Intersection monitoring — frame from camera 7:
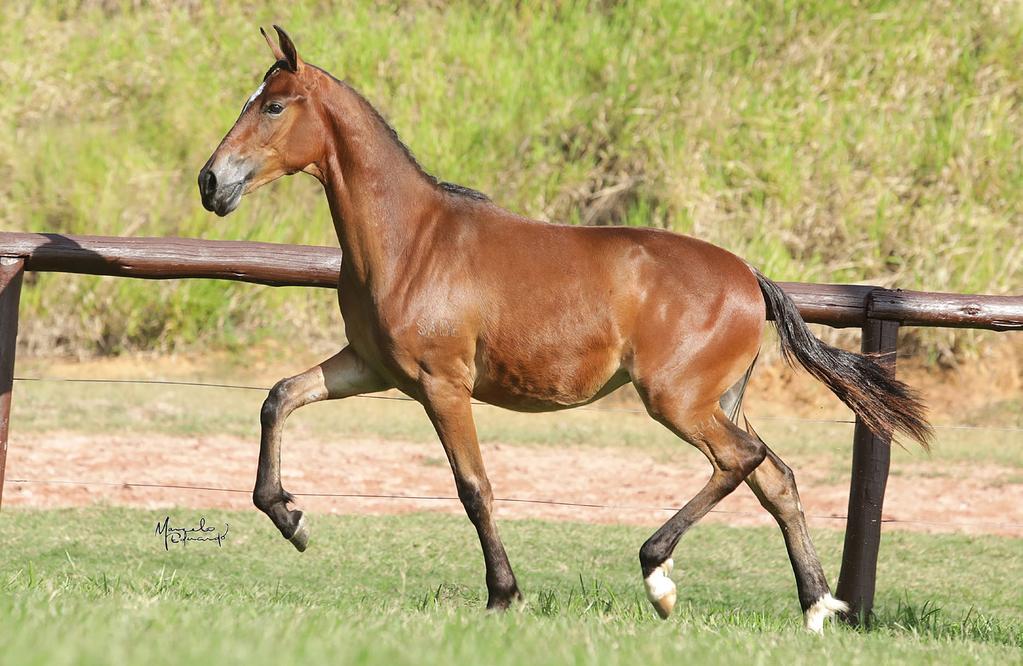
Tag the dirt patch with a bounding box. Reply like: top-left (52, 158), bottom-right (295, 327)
top-left (21, 336), bottom-right (1023, 429)
top-left (4, 431), bottom-right (1020, 537)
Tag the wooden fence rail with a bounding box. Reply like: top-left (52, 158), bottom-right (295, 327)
top-left (1, 231), bottom-right (1021, 626)
top-left (2, 232), bottom-right (1020, 331)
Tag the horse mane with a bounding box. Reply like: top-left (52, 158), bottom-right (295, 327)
top-left (263, 61), bottom-right (287, 81)
top-left (308, 64), bottom-right (490, 202)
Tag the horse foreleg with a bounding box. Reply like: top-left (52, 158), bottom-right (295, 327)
top-left (254, 345), bottom-right (390, 551)
top-left (420, 379), bottom-right (521, 610)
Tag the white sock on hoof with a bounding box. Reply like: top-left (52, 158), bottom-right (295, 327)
top-left (804, 593), bottom-right (849, 634)
top-left (644, 558), bottom-right (677, 619)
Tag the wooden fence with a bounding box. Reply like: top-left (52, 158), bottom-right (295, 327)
top-left (1, 231), bottom-right (1021, 625)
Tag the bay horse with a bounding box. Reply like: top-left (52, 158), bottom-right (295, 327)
top-left (198, 26), bottom-right (930, 633)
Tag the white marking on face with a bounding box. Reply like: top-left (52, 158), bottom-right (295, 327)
top-left (243, 80), bottom-right (267, 113)
top-left (804, 592), bottom-right (849, 634)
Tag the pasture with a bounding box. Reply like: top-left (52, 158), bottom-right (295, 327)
top-left (2, 1), bottom-right (1022, 663)
top-left (1, 509), bottom-right (1020, 665)
top-left (2, 358), bottom-right (1022, 664)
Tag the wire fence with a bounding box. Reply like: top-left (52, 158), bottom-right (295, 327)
top-left (7, 477), bottom-right (1023, 532)
top-left (6, 375), bottom-right (1023, 534)
top-left (12, 375), bottom-right (1023, 433)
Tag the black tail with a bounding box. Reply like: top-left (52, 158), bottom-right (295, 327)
top-left (753, 269), bottom-right (932, 448)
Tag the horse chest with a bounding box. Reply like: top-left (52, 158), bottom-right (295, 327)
top-left (337, 280), bottom-right (465, 386)
top-left (336, 280), bottom-right (398, 371)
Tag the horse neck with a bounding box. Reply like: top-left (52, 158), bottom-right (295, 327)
top-left (315, 78), bottom-right (440, 289)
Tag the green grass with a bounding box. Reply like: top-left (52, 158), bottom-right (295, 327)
top-left (0, 508), bottom-right (1019, 665)
top-left (3, 1), bottom-right (1022, 355)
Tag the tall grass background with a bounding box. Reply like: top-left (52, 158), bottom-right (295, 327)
top-left (2, 1), bottom-right (1021, 357)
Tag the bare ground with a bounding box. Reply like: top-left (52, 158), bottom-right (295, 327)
top-left (5, 430), bottom-right (1021, 537)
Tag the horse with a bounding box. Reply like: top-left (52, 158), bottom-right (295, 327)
top-left (198, 26), bottom-right (931, 633)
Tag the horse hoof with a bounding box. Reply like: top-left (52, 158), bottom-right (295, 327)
top-left (644, 558), bottom-right (677, 619)
top-left (804, 593), bottom-right (849, 635)
top-left (486, 588), bottom-right (524, 612)
top-left (288, 514), bottom-right (310, 552)
top-left (651, 587), bottom-right (677, 620)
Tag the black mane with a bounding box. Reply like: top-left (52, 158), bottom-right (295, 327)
top-left (309, 65), bottom-right (490, 202)
top-left (437, 181), bottom-right (489, 200)
top-left (263, 60), bottom-right (287, 81)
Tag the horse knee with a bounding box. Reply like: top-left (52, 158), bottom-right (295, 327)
top-left (456, 477), bottom-right (493, 520)
top-left (260, 379), bottom-right (293, 428)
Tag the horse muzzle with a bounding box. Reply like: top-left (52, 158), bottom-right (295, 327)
top-left (198, 162), bottom-right (251, 217)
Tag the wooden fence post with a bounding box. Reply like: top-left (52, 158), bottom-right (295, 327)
top-left (835, 315), bottom-right (900, 626)
top-left (0, 257), bottom-right (25, 511)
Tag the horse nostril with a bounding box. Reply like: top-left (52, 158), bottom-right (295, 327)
top-left (199, 168), bottom-right (217, 198)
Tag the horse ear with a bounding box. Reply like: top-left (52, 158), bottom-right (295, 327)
top-left (260, 26), bottom-right (285, 62)
top-left (273, 24), bottom-right (303, 73)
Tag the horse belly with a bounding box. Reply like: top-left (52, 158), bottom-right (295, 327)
top-left (473, 338), bottom-right (627, 412)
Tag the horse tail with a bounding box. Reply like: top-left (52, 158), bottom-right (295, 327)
top-left (752, 268), bottom-right (932, 448)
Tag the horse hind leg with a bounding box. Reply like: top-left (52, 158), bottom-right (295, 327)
top-left (721, 365), bottom-right (847, 632)
top-left (742, 421), bottom-right (848, 633)
top-left (637, 402), bottom-right (766, 619)
top-left (254, 346), bottom-right (389, 551)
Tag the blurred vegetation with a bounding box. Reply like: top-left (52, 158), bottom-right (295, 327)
top-left (2, 0), bottom-right (1021, 357)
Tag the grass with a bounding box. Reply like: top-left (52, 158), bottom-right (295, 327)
top-left (2, 1), bottom-right (1022, 356)
top-left (0, 507), bottom-right (1019, 665)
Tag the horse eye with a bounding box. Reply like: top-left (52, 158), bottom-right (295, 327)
top-left (264, 102), bottom-right (285, 115)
